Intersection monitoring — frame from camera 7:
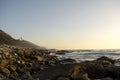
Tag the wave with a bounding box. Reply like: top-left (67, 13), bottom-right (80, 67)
top-left (57, 49), bottom-right (120, 62)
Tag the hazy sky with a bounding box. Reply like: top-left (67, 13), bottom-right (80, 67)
top-left (1, 0), bottom-right (120, 49)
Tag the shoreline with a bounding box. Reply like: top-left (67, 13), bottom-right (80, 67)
top-left (0, 45), bottom-right (120, 80)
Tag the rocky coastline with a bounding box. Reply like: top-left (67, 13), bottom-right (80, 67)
top-left (0, 44), bottom-right (120, 80)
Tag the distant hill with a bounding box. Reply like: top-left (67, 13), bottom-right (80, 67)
top-left (0, 29), bottom-right (45, 49)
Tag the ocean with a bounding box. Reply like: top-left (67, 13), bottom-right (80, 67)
top-left (57, 49), bottom-right (120, 63)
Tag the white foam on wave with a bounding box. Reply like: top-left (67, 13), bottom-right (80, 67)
top-left (57, 49), bottom-right (120, 62)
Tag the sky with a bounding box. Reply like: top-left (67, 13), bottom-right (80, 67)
top-left (0, 0), bottom-right (120, 49)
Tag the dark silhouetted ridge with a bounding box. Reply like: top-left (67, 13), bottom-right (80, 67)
top-left (0, 29), bottom-right (14, 44)
top-left (0, 29), bottom-right (45, 49)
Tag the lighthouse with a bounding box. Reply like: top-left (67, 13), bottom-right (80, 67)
top-left (20, 37), bottom-right (23, 41)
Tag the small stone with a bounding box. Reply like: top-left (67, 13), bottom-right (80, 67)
top-left (35, 56), bottom-right (45, 62)
top-left (0, 60), bottom-right (9, 67)
top-left (8, 65), bottom-right (16, 72)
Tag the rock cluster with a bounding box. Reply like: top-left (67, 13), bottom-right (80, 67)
top-left (33, 55), bottom-right (120, 80)
top-left (0, 44), bottom-right (58, 80)
top-left (0, 44), bottom-right (120, 80)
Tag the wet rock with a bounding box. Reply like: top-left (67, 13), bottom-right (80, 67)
top-left (114, 62), bottom-right (120, 66)
top-left (97, 60), bottom-right (112, 67)
top-left (114, 59), bottom-right (120, 66)
top-left (0, 66), bottom-right (10, 77)
top-left (56, 50), bottom-right (69, 55)
top-left (96, 56), bottom-right (115, 64)
top-left (56, 52), bottom-right (65, 55)
top-left (60, 58), bottom-right (76, 64)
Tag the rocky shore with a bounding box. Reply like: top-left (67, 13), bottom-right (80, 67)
top-left (0, 44), bottom-right (120, 80)
top-left (0, 44), bottom-right (59, 80)
top-left (33, 56), bottom-right (120, 80)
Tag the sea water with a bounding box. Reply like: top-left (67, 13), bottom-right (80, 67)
top-left (57, 49), bottom-right (120, 63)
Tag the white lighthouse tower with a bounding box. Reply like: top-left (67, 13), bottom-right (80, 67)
top-left (20, 37), bottom-right (23, 41)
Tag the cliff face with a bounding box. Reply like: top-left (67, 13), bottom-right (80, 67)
top-left (0, 29), bottom-right (44, 49)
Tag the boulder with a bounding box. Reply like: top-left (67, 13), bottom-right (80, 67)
top-left (97, 60), bottom-right (112, 67)
top-left (56, 50), bottom-right (69, 55)
top-left (0, 60), bottom-right (9, 67)
top-left (80, 61), bottom-right (107, 79)
top-left (70, 65), bottom-right (88, 80)
top-left (106, 66), bottom-right (120, 79)
top-left (60, 58), bottom-right (76, 64)
top-left (96, 56), bottom-right (115, 64)
top-left (0, 66), bottom-right (10, 77)
top-left (33, 63), bottom-right (88, 80)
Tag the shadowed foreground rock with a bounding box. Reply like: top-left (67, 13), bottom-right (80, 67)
top-left (32, 63), bottom-right (107, 80)
top-left (106, 66), bottom-right (120, 80)
top-left (33, 57), bottom-right (120, 80)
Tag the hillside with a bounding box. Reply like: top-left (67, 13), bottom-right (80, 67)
top-left (0, 29), bottom-right (45, 49)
